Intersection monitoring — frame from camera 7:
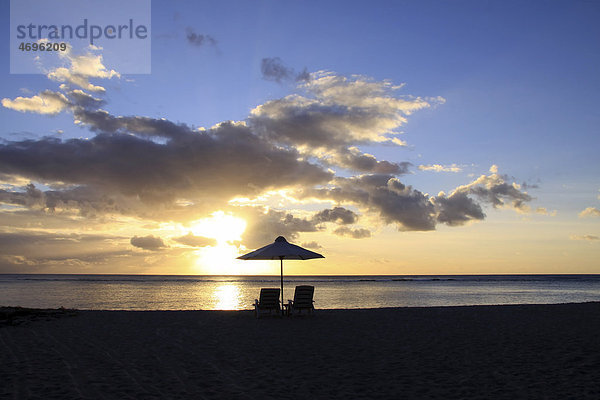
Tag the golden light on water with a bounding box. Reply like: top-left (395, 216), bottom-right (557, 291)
top-left (212, 284), bottom-right (242, 310)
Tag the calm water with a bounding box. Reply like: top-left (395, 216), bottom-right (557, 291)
top-left (1, 274), bottom-right (599, 310)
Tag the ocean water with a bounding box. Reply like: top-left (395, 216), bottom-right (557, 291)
top-left (0, 274), bottom-right (599, 311)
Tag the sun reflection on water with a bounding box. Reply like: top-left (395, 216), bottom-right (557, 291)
top-left (212, 284), bottom-right (242, 310)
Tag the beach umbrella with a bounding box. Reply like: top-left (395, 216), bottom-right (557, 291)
top-left (237, 236), bottom-right (324, 313)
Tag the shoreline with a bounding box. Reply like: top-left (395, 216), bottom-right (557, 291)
top-left (2, 302), bottom-right (599, 399)
top-left (2, 300), bottom-right (599, 313)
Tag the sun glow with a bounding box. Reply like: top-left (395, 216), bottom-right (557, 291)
top-left (195, 242), bottom-right (248, 275)
top-left (190, 211), bottom-right (248, 274)
top-left (190, 211), bottom-right (246, 242)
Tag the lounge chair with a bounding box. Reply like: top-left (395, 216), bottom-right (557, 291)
top-left (253, 288), bottom-right (281, 318)
top-left (286, 285), bottom-right (315, 316)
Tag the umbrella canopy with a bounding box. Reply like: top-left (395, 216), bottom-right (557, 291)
top-left (237, 236), bottom-right (324, 312)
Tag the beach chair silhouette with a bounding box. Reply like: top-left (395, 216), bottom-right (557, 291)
top-left (253, 288), bottom-right (281, 318)
top-left (287, 285), bottom-right (315, 316)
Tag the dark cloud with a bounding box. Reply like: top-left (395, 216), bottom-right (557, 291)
top-left (451, 172), bottom-right (534, 211)
top-left (300, 169), bottom-right (533, 232)
top-left (469, 182), bottom-right (532, 209)
top-left (72, 108), bottom-right (192, 139)
top-left (1, 63), bottom-right (537, 262)
top-left (249, 72), bottom-right (431, 174)
top-left (250, 72), bottom-right (434, 150)
top-left (520, 182), bottom-right (539, 190)
top-left (185, 28), bottom-right (217, 47)
top-left (333, 226), bottom-right (371, 239)
top-left (0, 120), bottom-right (333, 205)
top-left (295, 68), bottom-right (311, 83)
top-left (301, 175), bottom-right (436, 231)
top-left (250, 97), bottom-right (385, 149)
top-left (328, 147), bottom-right (412, 174)
top-left (435, 192), bottom-right (486, 226)
top-left (130, 235), bottom-right (166, 251)
top-left (67, 90), bottom-right (105, 109)
top-left (261, 57), bottom-right (310, 83)
top-left (173, 233), bottom-right (216, 247)
top-left (313, 207), bottom-right (358, 225)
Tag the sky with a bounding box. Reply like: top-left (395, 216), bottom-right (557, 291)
top-left (0, 0), bottom-right (599, 275)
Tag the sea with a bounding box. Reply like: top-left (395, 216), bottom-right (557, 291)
top-left (1, 274), bottom-right (599, 311)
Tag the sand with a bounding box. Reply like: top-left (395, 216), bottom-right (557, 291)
top-left (1, 302), bottom-right (599, 399)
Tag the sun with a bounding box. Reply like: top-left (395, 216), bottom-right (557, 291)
top-left (187, 211), bottom-right (275, 275)
top-left (189, 211), bottom-right (248, 274)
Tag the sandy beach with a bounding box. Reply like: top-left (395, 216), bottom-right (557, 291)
top-left (1, 303), bottom-right (599, 399)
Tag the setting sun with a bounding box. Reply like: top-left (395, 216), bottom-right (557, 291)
top-left (188, 211), bottom-right (248, 274)
top-left (0, 0), bottom-right (598, 277)
top-left (0, 1), bottom-right (598, 398)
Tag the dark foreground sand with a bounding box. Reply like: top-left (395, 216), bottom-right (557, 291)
top-left (1, 303), bottom-right (599, 399)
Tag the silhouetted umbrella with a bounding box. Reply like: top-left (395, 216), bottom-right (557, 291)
top-left (237, 236), bottom-right (324, 313)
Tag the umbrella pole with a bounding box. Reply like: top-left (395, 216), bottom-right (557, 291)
top-left (280, 257), bottom-right (284, 316)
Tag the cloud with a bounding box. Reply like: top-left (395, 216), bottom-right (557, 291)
top-left (300, 174), bottom-right (437, 231)
top-left (447, 168), bottom-right (533, 212)
top-left (67, 89), bottom-right (105, 109)
top-left (0, 231), bottom-right (120, 252)
top-left (313, 207), bottom-right (358, 225)
top-left (0, 230), bottom-right (131, 273)
top-left (2, 87), bottom-right (103, 116)
top-left (0, 121), bottom-right (332, 206)
top-left (249, 71), bottom-right (441, 175)
top-left (326, 147), bottom-right (412, 174)
top-left (2, 47), bottom-right (117, 115)
top-left (261, 57), bottom-right (310, 83)
top-left (0, 183), bottom-right (142, 218)
top-left (130, 235), bottom-right (167, 250)
top-left (1, 90), bottom-right (69, 115)
top-left (173, 233), bottom-right (217, 247)
top-left (185, 28), bottom-right (217, 47)
top-left (298, 167), bottom-right (533, 231)
top-left (250, 71), bottom-right (438, 149)
top-left (333, 226), bottom-right (371, 239)
top-left (570, 234), bottom-right (599, 241)
top-left (535, 207), bottom-right (556, 216)
top-left (435, 191), bottom-right (485, 226)
top-left (0, 251), bottom-right (132, 274)
top-left (418, 164), bottom-right (462, 173)
top-left (301, 241), bottom-right (322, 249)
top-left (1, 53), bottom-right (537, 265)
top-left (579, 207), bottom-right (600, 218)
top-left (47, 47), bottom-right (119, 92)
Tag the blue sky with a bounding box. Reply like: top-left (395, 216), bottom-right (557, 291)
top-left (1, 0), bottom-right (599, 274)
